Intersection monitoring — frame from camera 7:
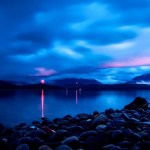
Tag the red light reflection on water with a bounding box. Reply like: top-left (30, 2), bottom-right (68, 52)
top-left (41, 89), bottom-right (44, 117)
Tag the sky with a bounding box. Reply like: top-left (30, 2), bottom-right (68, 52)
top-left (0, 0), bottom-right (150, 83)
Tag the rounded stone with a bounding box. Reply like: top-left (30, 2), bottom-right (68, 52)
top-left (55, 145), bottom-right (72, 150)
top-left (39, 145), bottom-right (53, 150)
top-left (62, 136), bottom-right (79, 146)
top-left (16, 144), bottom-right (29, 150)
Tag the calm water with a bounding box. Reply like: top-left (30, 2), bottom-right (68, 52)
top-left (0, 89), bottom-right (150, 126)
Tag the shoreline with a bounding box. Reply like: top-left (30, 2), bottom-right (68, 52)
top-left (0, 97), bottom-right (150, 150)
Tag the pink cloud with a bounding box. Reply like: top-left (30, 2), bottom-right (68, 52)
top-left (102, 57), bottom-right (150, 68)
top-left (35, 67), bottom-right (57, 76)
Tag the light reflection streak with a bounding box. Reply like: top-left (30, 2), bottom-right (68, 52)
top-left (66, 88), bottom-right (68, 96)
top-left (41, 89), bottom-right (44, 117)
top-left (76, 90), bottom-right (78, 105)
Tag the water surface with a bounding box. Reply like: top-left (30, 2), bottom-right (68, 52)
top-left (0, 89), bottom-right (150, 126)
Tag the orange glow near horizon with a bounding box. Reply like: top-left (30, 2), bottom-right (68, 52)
top-left (41, 89), bottom-right (44, 118)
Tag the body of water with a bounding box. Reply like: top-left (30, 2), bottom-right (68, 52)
top-left (0, 89), bottom-right (150, 126)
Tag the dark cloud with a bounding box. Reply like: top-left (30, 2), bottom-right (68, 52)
top-left (102, 0), bottom-right (150, 26)
top-left (0, 0), bottom-right (150, 83)
top-left (61, 66), bottom-right (99, 74)
top-left (15, 29), bottom-right (52, 48)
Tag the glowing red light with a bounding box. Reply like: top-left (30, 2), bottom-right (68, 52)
top-left (41, 79), bottom-right (45, 84)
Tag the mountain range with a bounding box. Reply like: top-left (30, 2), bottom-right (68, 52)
top-left (0, 74), bottom-right (150, 90)
top-left (126, 73), bottom-right (150, 84)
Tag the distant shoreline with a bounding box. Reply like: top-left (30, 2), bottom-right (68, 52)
top-left (0, 83), bottom-right (150, 90)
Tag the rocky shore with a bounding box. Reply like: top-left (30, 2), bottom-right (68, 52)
top-left (0, 97), bottom-right (150, 150)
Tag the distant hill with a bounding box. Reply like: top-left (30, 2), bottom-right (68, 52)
top-left (133, 73), bottom-right (150, 82)
top-left (52, 78), bottom-right (101, 88)
top-left (127, 73), bottom-right (150, 84)
top-left (1, 77), bottom-right (150, 90)
top-left (0, 80), bottom-right (19, 89)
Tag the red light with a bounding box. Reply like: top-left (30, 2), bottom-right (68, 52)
top-left (41, 80), bottom-right (45, 84)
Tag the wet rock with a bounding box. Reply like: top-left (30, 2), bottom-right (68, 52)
top-left (0, 124), bottom-right (5, 134)
top-left (55, 145), bottom-right (72, 150)
top-left (62, 136), bottom-right (79, 148)
top-left (132, 112), bottom-right (140, 119)
top-left (110, 130), bottom-right (124, 143)
top-left (124, 97), bottom-right (148, 110)
top-left (12, 131), bottom-right (23, 139)
top-left (79, 119), bottom-right (93, 127)
top-left (39, 145), bottom-right (53, 150)
top-left (101, 144), bottom-right (115, 149)
top-left (105, 108), bottom-right (115, 114)
top-left (140, 121), bottom-right (150, 125)
top-left (95, 130), bottom-right (110, 146)
top-left (41, 119), bottom-right (53, 126)
top-left (122, 113), bottom-right (131, 121)
top-left (92, 114), bottom-right (108, 126)
top-left (76, 113), bottom-right (91, 120)
top-left (108, 119), bottom-right (127, 128)
top-left (63, 115), bottom-right (72, 120)
top-left (111, 113), bottom-right (122, 118)
top-left (0, 139), bottom-right (11, 150)
top-left (32, 121), bottom-right (40, 125)
top-left (140, 117), bottom-right (149, 122)
top-left (96, 124), bottom-right (107, 130)
top-left (118, 141), bottom-right (133, 148)
top-left (48, 130), bottom-right (68, 142)
top-left (126, 132), bottom-right (141, 143)
top-left (93, 111), bottom-right (100, 117)
top-left (16, 123), bottom-right (27, 129)
top-left (110, 146), bottom-right (122, 150)
top-left (1, 128), bottom-right (15, 136)
top-left (122, 128), bottom-right (133, 137)
top-left (80, 130), bottom-right (97, 140)
top-left (68, 117), bottom-right (80, 124)
top-left (48, 124), bottom-right (59, 130)
top-left (130, 118), bottom-right (140, 122)
top-left (67, 125), bottom-right (84, 135)
top-left (24, 129), bottom-right (46, 138)
top-left (16, 144), bottom-right (29, 150)
top-left (53, 118), bottom-right (66, 125)
top-left (139, 130), bottom-right (149, 139)
top-left (32, 137), bottom-right (44, 145)
top-left (18, 137), bottom-right (32, 144)
top-left (42, 126), bottom-right (55, 135)
top-left (140, 141), bottom-right (150, 150)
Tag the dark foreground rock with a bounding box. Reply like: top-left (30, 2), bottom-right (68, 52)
top-left (0, 97), bottom-right (150, 150)
top-left (124, 97), bottom-right (148, 110)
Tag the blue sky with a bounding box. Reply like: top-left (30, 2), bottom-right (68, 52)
top-left (0, 0), bottom-right (150, 83)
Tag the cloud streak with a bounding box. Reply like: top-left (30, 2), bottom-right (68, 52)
top-left (0, 0), bottom-right (150, 83)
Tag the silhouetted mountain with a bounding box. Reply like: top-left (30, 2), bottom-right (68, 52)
top-left (126, 73), bottom-right (150, 84)
top-left (1, 78), bottom-right (150, 90)
top-left (52, 78), bottom-right (101, 88)
top-left (133, 73), bottom-right (150, 82)
top-left (125, 80), bottom-right (137, 84)
top-left (0, 80), bottom-right (19, 89)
